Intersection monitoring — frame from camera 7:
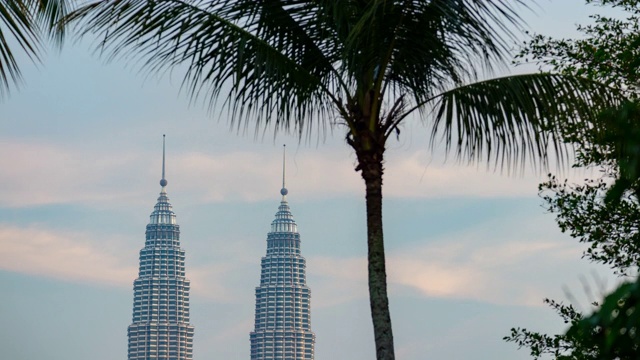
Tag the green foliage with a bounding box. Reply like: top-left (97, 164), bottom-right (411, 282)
top-left (541, 173), bottom-right (640, 277)
top-left (509, 145), bottom-right (640, 357)
top-left (520, 0), bottom-right (640, 274)
top-left (505, 298), bottom-right (601, 359)
top-left (567, 281), bottom-right (640, 359)
top-left (557, 97), bottom-right (640, 358)
top-left (515, 0), bottom-right (640, 97)
top-left (507, 1), bottom-right (640, 358)
top-left (598, 101), bottom-right (640, 203)
top-left (538, 100), bottom-right (640, 277)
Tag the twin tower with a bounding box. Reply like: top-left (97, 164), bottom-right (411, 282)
top-left (127, 137), bottom-right (315, 360)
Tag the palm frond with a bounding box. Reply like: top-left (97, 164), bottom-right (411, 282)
top-left (0, 0), bottom-right (39, 95)
top-left (0, 0), bottom-right (72, 97)
top-left (68, 0), bottom-right (345, 135)
top-left (429, 73), bottom-right (621, 171)
top-left (36, 0), bottom-right (72, 44)
top-left (67, 1), bottom-right (623, 174)
top-left (67, 1), bottom-right (539, 135)
top-left (378, 0), bottom-right (530, 102)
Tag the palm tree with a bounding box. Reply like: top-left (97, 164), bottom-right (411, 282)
top-left (0, 0), bottom-right (72, 97)
top-left (67, 1), bottom-right (618, 358)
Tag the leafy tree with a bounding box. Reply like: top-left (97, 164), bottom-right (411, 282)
top-left (504, 108), bottom-right (640, 358)
top-left (520, 0), bottom-right (640, 98)
top-left (505, 0), bottom-right (640, 358)
top-left (0, 0), bottom-right (72, 97)
top-left (505, 299), bottom-right (599, 359)
top-left (66, 1), bottom-right (619, 358)
top-left (566, 279), bottom-right (640, 359)
top-left (536, 102), bottom-right (640, 279)
top-left (561, 100), bottom-right (640, 359)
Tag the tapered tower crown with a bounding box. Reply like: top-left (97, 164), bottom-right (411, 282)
top-left (270, 199), bottom-right (297, 233)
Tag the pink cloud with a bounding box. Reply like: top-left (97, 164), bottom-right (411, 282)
top-left (0, 139), bottom-right (597, 209)
top-left (0, 225), bottom-right (236, 302)
top-left (0, 226), bottom-right (136, 286)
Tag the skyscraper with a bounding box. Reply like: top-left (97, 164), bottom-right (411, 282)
top-left (128, 136), bottom-right (195, 360)
top-left (250, 146), bottom-right (316, 360)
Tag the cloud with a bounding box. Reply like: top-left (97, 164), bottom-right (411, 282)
top-left (306, 257), bottom-right (369, 308)
top-left (0, 139), bottom-right (580, 209)
top-left (170, 149), bottom-right (557, 202)
top-left (0, 212), bottom-right (619, 310)
top-left (0, 225), bottom-right (136, 286)
top-left (0, 225), bottom-right (240, 302)
top-left (307, 216), bottom-right (619, 308)
top-left (387, 240), bottom-right (570, 306)
top-left (307, 242), bottom-right (572, 308)
top-left (188, 264), bottom-right (237, 302)
top-left (171, 150), bottom-right (361, 202)
top-left (0, 140), bottom-right (150, 207)
top-left (0, 137), bottom-right (614, 309)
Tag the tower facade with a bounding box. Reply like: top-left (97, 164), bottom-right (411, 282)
top-left (128, 136), bottom-right (194, 360)
top-left (250, 148), bottom-right (315, 360)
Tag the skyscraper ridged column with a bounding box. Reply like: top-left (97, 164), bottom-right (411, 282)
top-left (128, 136), bottom-right (195, 360)
top-left (250, 146), bottom-right (315, 360)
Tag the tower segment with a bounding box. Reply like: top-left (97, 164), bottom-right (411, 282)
top-left (128, 135), bottom-right (195, 360)
top-left (250, 145), bottom-right (315, 359)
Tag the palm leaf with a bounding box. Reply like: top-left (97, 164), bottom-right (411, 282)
top-left (0, 0), bottom-right (71, 97)
top-left (429, 73), bottom-right (621, 171)
top-left (67, 0), bottom-right (347, 135)
top-left (384, 0), bottom-right (528, 98)
top-left (67, 1), bottom-right (536, 134)
top-left (68, 1), bottom-right (624, 172)
top-left (0, 0), bottom-right (39, 95)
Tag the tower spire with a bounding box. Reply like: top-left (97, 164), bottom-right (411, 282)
top-left (160, 135), bottom-right (168, 188)
top-left (280, 144), bottom-right (288, 198)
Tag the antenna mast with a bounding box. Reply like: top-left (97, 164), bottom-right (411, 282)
top-left (280, 144), bottom-right (288, 197)
top-left (160, 135), bottom-right (168, 188)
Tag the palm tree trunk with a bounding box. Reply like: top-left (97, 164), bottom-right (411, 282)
top-left (355, 143), bottom-right (395, 360)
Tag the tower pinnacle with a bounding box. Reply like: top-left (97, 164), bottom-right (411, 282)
top-left (160, 135), bottom-right (168, 188)
top-left (280, 144), bottom-right (288, 197)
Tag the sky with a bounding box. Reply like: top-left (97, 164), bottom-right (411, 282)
top-left (0, 1), bottom-right (630, 360)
